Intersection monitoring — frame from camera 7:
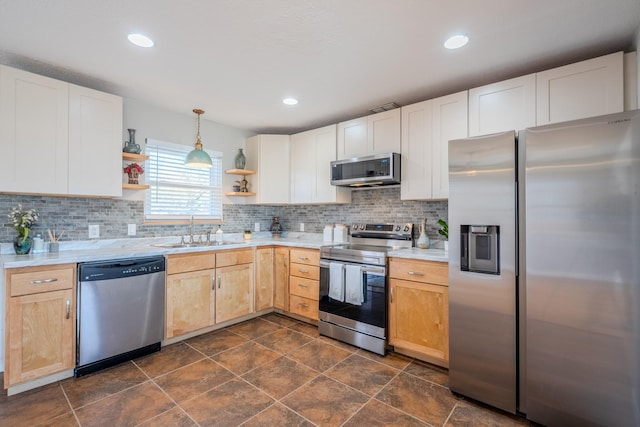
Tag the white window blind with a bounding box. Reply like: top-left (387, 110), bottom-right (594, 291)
top-left (145, 138), bottom-right (223, 221)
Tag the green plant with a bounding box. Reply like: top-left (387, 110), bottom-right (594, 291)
top-left (437, 219), bottom-right (448, 240)
top-left (8, 204), bottom-right (38, 241)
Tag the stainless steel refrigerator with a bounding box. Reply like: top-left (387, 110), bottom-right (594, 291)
top-left (448, 110), bottom-right (640, 426)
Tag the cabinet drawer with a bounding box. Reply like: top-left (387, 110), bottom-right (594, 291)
top-left (216, 249), bottom-right (254, 267)
top-left (290, 263), bottom-right (319, 280)
top-left (389, 259), bottom-right (448, 286)
top-left (9, 264), bottom-right (75, 296)
top-left (289, 276), bottom-right (319, 300)
top-left (289, 248), bottom-right (319, 266)
top-left (289, 295), bottom-right (319, 320)
top-left (167, 253), bottom-right (215, 274)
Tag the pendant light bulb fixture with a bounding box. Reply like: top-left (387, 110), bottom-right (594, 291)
top-left (185, 108), bottom-right (213, 168)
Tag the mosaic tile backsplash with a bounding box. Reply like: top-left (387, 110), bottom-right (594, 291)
top-left (0, 187), bottom-right (447, 245)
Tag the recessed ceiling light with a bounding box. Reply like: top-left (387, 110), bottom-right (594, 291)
top-left (282, 98), bottom-right (298, 105)
top-left (444, 34), bottom-right (469, 50)
top-left (128, 33), bottom-right (154, 48)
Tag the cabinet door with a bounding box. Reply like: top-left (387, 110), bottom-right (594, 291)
top-left (216, 263), bottom-right (254, 324)
top-left (255, 247), bottom-right (274, 312)
top-left (469, 73), bottom-right (536, 136)
top-left (290, 131), bottom-right (315, 203)
top-left (6, 289), bottom-right (74, 386)
top-left (68, 84), bottom-right (123, 197)
top-left (337, 116), bottom-right (367, 159)
top-left (368, 109), bottom-right (401, 155)
top-left (536, 51), bottom-right (624, 125)
top-left (389, 278), bottom-right (449, 366)
top-left (246, 134), bottom-right (291, 204)
top-left (165, 269), bottom-right (215, 338)
top-left (274, 247), bottom-right (289, 311)
top-left (401, 100), bottom-right (433, 200)
top-left (431, 91), bottom-right (468, 199)
top-left (314, 124), bottom-right (347, 203)
top-left (0, 65), bottom-right (69, 194)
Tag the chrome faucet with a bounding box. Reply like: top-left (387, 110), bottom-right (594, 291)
top-left (188, 215), bottom-right (194, 243)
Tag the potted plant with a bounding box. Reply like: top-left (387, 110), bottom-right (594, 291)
top-left (8, 204), bottom-right (39, 254)
top-left (437, 219), bottom-right (449, 252)
top-left (244, 229), bottom-right (252, 240)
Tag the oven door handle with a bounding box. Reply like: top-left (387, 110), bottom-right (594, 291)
top-left (319, 260), bottom-right (385, 276)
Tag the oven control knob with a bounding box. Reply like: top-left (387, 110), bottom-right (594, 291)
top-left (403, 226), bottom-right (410, 232)
top-left (395, 225), bottom-right (401, 231)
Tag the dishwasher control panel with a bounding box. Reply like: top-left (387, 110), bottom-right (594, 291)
top-left (79, 256), bottom-right (166, 282)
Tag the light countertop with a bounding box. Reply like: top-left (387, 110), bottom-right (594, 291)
top-left (388, 247), bottom-right (449, 263)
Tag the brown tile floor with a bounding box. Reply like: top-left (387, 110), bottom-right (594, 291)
top-left (0, 313), bottom-right (533, 426)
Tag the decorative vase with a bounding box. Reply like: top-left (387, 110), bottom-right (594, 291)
top-left (123, 128), bottom-right (141, 154)
top-left (417, 218), bottom-right (430, 249)
top-left (14, 235), bottom-right (33, 255)
top-left (234, 148), bottom-right (246, 169)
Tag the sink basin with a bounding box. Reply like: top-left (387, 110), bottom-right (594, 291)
top-left (152, 241), bottom-right (246, 248)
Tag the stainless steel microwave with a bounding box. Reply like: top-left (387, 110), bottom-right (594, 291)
top-left (330, 152), bottom-right (401, 187)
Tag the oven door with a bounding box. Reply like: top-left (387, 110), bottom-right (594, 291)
top-left (318, 260), bottom-right (387, 338)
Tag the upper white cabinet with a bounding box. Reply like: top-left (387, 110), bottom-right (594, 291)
top-left (468, 74), bottom-right (536, 136)
top-left (0, 65), bottom-right (123, 197)
top-left (291, 124), bottom-right (351, 204)
top-left (337, 109), bottom-right (401, 159)
top-left (0, 65), bottom-right (69, 194)
top-left (245, 134), bottom-right (291, 204)
top-left (401, 91), bottom-right (468, 200)
top-left (536, 51), bottom-right (624, 125)
top-left (68, 85), bottom-right (123, 197)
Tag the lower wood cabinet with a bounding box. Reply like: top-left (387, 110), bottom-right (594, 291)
top-left (274, 247), bottom-right (289, 311)
top-left (5, 264), bottom-right (76, 388)
top-left (215, 262), bottom-right (254, 323)
top-left (288, 248), bottom-right (319, 321)
top-left (389, 258), bottom-right (449, 367)
top-left (255, 247), bottom-right (274, 312)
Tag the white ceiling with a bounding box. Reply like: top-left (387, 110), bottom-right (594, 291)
top-left (0, 0), bottom-right (639, 134)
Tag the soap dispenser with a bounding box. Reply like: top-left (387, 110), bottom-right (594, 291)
top-left (215, 225), bottom-right (224, 243)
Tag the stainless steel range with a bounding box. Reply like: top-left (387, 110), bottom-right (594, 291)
top-left (319, 223), bottom-right (413, 355)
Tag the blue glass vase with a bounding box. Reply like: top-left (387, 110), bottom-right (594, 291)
top-left (14, 235), bottom-right (33, 255)
top-left (234, 148), bottom-right (246, 169)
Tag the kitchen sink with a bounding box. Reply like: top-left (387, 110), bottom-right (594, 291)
top-left (152, 241), bottom-right (246, 248)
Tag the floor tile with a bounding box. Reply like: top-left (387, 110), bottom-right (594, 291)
top-left (61, 361), bottom-right (148, 409)
top-left (376, 372), bottom-right (459, 426)
top-left (212, 341), bottom-right (280, 375)
top-left (74, 381), bottom-right (175, 427)
top-left (325, 354), bottom-right (400, 396)
top-left (242, 403), bottom-right (314, 427)
top-left (181, 378), bottom-right (273, 427)
top-left (260, 312), bottom-right (300, 327)
top-left (134, 342), bottom-right (205, 378)
top-left (154, 358), bottom-right (235, 403)
top-left (243, 356), bottom-right (318, 399)
top-left (343, 398), bottom-right (429, 426)
top-left (404, 359), bottom-right (449, 387)
top-left (226, 318), bottom-right (283, 339)
top-left (281, 375), bottom-right (369, 426)
top-left (35, 411), bottom-right (79, 426)
top-left (185, 329), bottom-right (250, 356)
top-left (288, 339), bottom-right (352, 372)
top-left (317, 335), bottom-right (360, 353)
top-left (0, 383), bottom-right (71, 427)
top-left (445, 400), bottom-right (530, 427)
top-left (356, 349), bottom-right (413, 370)
top-left (288, 321), bottom-right (320, 338)
top-left (254, 328), bottom-right (314, 354)
top-left (138, 406), bottom-right (198, 427)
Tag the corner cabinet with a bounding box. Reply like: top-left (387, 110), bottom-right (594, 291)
top-left (5, 264), bottom-right (76, 388)
top-left (290, 124), bottom-right (351, 204)
top-left (274, 247), bottom-right (290, 311)
top-left (122, 152), bottom-right (150, 190)
top-left (389, 258), bottom-right (449, 367)
top-left (245, 135), bottom-right (291, 204)
top-left (0, 65), bottom-right (123, 197)
top-left (255, 247), bottom-right (275, 312)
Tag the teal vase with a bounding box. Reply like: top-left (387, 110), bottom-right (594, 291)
top-left (14, 235), bottom-right (33, 255)
top-left (234, 148), bottom-right (246, 169)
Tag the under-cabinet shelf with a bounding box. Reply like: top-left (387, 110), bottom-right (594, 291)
top-left (122, 152), bottom-right (149, 162)
top-left (122, 183), bottom-right (150, 190)
top-left (224, 191), bottom-right (256, 197)
top-left (225, 169), bottom-right (256, 176)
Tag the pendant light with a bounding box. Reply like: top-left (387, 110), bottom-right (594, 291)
top-left (185, 108), bottom-right (213, 168)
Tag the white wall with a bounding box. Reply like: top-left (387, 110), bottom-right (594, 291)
top-left (122, 98), bottom-right (256, 202)
top-left (636, 25), bottom-right (640, 102)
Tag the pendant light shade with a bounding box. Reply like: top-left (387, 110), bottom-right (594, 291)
top-left (185, 108), bottom-right (213, 168)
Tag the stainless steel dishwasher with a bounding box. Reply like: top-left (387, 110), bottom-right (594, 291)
top-left (76, 256), bottom-right (165, 376)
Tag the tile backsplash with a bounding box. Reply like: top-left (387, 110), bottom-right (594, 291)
top-left (0, 187), bottom-right (447, 244)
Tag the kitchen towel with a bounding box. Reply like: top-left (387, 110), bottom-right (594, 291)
top-left (329, 262), bottom-right (345, 302)
top-left (345, 264), bottom-right (364, 305)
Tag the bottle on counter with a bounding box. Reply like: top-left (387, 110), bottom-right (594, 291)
top-left (215, 225), bottom-right (224, 243)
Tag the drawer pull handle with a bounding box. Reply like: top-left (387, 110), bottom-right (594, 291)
top-left (297, 283), bottom-right (308, 288)
top-left (298, 269), bottom-right (309, 274)
top-left (65, 300), bottom-right (71, 319)
top-left (218, 274), bottom-right (222, 289)
top-left (407, 271), bottom-right (424, 276)
top-left (30, 278), bottom-right (58, 284)
top-left (211, 275), bottom-right (216, 290)
top-left (390, 288), bottom-right (394, 303)
top-left (299, 303), bottom-right (309, 308)
top-left (298, 256), bottom-right (309, 261)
